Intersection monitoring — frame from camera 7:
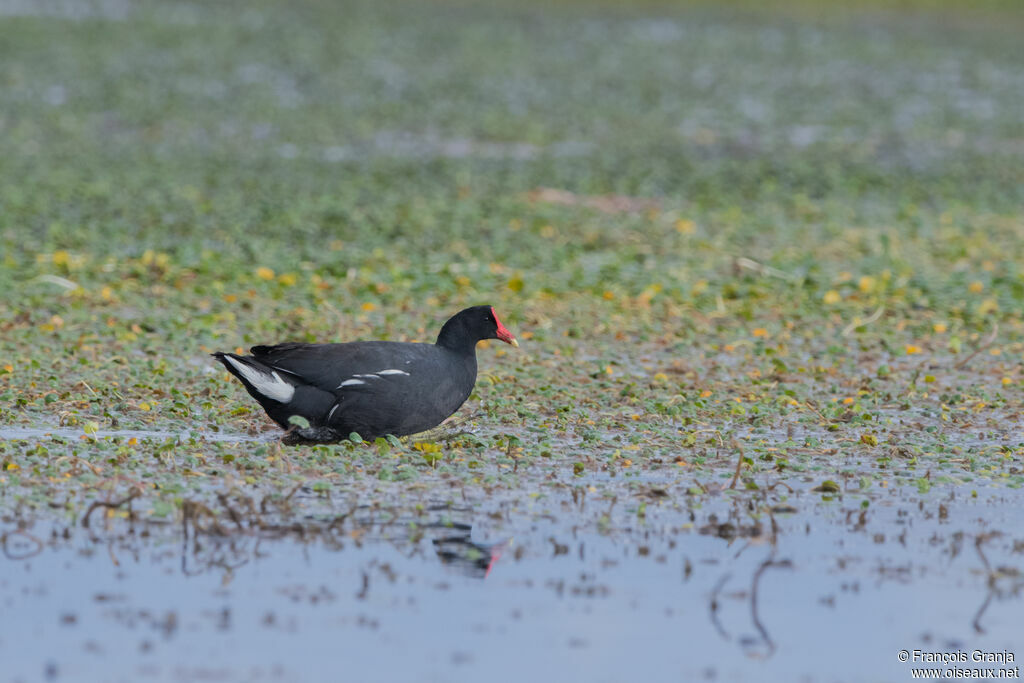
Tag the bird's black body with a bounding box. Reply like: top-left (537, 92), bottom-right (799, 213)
top-left (213, 305), bottom-right (517, 444)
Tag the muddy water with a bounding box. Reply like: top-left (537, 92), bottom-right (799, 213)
top-left (2, 479), bottom-right (1022, 683)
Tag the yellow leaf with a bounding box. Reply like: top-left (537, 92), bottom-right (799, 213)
top-left (1002, 377), bottom-right (1013, 386)
top-left (652, 372), bottom-right (668, 382)
top-left (256, 267), bottom-right (275, 280)
top-left (823, 290), bottom-right (842, 304)
top-left (361, 302), bottom-right (376, 312)
top-left (905, 344), bottom-right (921, 354)
top-left (507, 276), bottom-right (524, 292)
top-left (858, 275), bottom-right (875, 293)
top-left (968, 281), bottom-right (984, 294)
top-left (933, 323), bottom-right (947, 333)
top-left (1, 364), bottom-right (12, 373)
top-left (675, 219), bottom-right (696, 235)
top-left (277, 273), bottom-right (297, 286)
top-left (52, 250), bottom-right (70, 266)
top-left (139, 402), bottom-right (151, 411)
top-left (977, 298), bottom-right (998, 315)
top-left (752, 328), bottom-right (768, 338)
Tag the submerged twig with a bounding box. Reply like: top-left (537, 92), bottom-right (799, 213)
top-left (734, 257), bottom-right (801, 283)
top-left (750, 556), bottom-right (792, 658)
top-left (708, 573), bottom-right (732, 641)
top-left (954, 321), bottom-right (998, 370)
top-left (802, 401), bottom-right (829, 423)
top-left (841, 306), bottom-right (885, 337)
top-left (35, 274), bottom-right (80, 290)
top-left (410, 412), bottom-right (481, 443)
top-left (81, 489), bottom-right (140, 528)
top-left (975, 531), bottom-right (1001, 577)
top-left (727, 440), bottom-right (745, 490)
top-left (972, 591), bottom-right (994, 635)
top-left (972, 532), bottom-right (1002, 634)
top-left (1, 530), bottom-right (44, 560)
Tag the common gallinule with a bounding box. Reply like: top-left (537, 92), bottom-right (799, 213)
top-left (213, 305), bottom-right (518, 444)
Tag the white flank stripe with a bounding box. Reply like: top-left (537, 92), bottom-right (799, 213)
top-left (225, 356), bottom-right (294, 403)
top-left (339, 378), bottom-right (366, 388)
top-left (354, 374), bottom-right (381, 380)
top-left (377, 369), bottom-right (410, 376)
top-left (327, 404), bottom-right (340, 422)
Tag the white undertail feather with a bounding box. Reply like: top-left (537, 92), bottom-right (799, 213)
top-left (339, 378), bottom-right (366, 388)
top-left (377, 369), bottom-right (410, 376)
top-left (225, 356), bottom-right (295, 403)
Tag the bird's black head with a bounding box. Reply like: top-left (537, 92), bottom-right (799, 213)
top-left (436, 305), bottom-right (519, 353)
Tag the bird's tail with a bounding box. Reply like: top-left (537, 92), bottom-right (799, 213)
top-left (212, 352), bottom-right (295, 404)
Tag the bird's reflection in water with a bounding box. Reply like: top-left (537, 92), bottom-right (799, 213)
top-left (432, 532), bottom-right (509, 579)
top-left (163, 500), bottom-right (512, 581)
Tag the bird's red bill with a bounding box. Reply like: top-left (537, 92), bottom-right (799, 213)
top-left (491, 307), bottom-right (518, 347)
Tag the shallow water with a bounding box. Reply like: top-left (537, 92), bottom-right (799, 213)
top-left (2, 484), bottom-right (1022, 683)
top-left (0, 426), bottom-right (266, 444)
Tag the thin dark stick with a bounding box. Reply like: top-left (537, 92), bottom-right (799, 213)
top-left (709, 573), bottom-right (732, 641)
top-left (81, 490), bottom-right (140, 528)
top-left (1, 530), bottom-right (44, 560)
top-left (955, 321), bottom-right (998, 370)
top-left (728, 440), bottom-right (745, 490)
top-left (750, 556), bottom-right (793, 657)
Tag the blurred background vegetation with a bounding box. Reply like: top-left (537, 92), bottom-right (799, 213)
top-left (0, 0), bottom-right (1021, 438)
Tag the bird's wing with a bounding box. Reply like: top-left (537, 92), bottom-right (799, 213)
top-left (250, 341), bottom-right (433, 393)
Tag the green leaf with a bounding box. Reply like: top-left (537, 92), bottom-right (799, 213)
top-left (150, 500), bottom-right (175, 518)
top-left (288, 415), bottom-right (310, 429)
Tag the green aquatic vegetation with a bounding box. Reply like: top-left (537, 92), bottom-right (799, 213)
top-left (0, 0), bottom-right (1022, 526)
